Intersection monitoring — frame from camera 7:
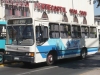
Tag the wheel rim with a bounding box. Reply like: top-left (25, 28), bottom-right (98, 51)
top-left (0, 55), bottom-right (3, 62)
top-left (48, 55), bottom-right (53, 64)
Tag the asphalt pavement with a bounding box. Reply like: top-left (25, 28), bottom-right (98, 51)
top-left (0, 52), bottom-right (100, 75)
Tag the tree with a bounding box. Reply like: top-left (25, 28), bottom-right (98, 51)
top-left (94, 0), bottom-right (100, 8)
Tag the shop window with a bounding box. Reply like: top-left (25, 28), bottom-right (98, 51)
top-left (81, 26), bottom-right (89, 38)
top-left (90, 27), bottom-right (97, 38)
top-left (83, 17), bottom-right (87, 24)
top-left (12, 8), bottom-right (15, 15)
top-left (60, 24), bottom-right (71, 38)
top-left (41, 12), bottom-right (48, 19)
top-left (73, 15), bottom-right (78, 23)
top-left (62, 14), bottom-right (68, 22)
top-left (49, 23), bottom-right (60, 38)
top-left (71, 25), bottom-right (81, 38)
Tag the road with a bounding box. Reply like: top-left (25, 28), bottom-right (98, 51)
top-left (0, 52), bottom-right (100, 75)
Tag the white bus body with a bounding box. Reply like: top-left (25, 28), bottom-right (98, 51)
top-left (4, 17), bottom-right (99, 65)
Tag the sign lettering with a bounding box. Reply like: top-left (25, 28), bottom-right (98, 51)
top-left (34, 3), bottom-right (66, 13)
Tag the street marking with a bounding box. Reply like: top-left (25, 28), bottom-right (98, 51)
top-left (16, 66), bottom-right (58, 75)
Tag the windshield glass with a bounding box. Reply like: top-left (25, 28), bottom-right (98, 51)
top-left (7, 25), bottom-right (34, 46)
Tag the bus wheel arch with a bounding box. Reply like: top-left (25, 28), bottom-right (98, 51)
top-left (46, 50), bottom-right (57, 66)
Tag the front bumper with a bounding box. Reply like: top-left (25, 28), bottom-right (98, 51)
top-left (4, 55), bottom-right (34, 63)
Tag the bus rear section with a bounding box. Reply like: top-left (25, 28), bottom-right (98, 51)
top-left (0, 21), bottom-right (7, 64)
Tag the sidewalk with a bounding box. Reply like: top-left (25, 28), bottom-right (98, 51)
top-left (80, 68), bottom-right (100, 75)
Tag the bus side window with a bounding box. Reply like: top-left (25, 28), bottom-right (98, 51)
top-left (81, 26), bottom-right (89, 38)
top-left (72, 25), bottom-right (81, 38)
top-left (90, 27), bottom-right (97, 38)
top-left (36, 26), bottom-right (48, 44)
top-left (60, 24), bottom-right (71, 38)
top-left (0, 26), bottom-right (6, 39)
top-left (49, 23), bottom-right (60, 38)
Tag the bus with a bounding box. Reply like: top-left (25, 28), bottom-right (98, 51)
top-left (4, 17), bottom-right (99, 65)
top-left (0, 20), bottom-right (7, 64)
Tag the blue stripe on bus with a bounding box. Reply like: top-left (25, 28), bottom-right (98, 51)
top-left (37, 46), bottom-right (99, 58)
top-left (0, 21), bottom-right (7, 25)
top-left (87, 47), bottom-right (99, 52)
top-left (37, 45), bottom-right (56, 58)
top-left (48, 38), bottom-right (66, 50)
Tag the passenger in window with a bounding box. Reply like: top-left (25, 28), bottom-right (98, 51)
top-left (68, 31), bottom-right (71, 38)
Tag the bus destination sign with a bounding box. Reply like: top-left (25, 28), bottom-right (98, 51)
top-left (8, 18), bottom-right (32, 24)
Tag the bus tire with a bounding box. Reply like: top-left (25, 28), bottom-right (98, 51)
top-left (46, 53), bottom-right (56, 66)
top-left (80, 48), bottom-right (87, 59)
top-left (0, 52), bottom-right (4, 64)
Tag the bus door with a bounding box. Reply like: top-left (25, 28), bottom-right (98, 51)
top-left (34, 20), bottom-right (49, 63)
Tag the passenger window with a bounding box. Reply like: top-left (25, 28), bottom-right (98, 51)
top-left (49, 23), bottom-right (60, 38)
top-left (81, 26), bottom-right (89, 38)
top-left (0, 25), bottom-right (6, 39)
top-left (60, 24), bottom-right (71, 38)
top-left (72, 25), bottom-right (81, 38)
top-left (90, 27), bottom-right (97, 38)
top-left (36, 26), bottom-right (48, 45)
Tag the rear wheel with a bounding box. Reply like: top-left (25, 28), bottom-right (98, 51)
top-left (0, 52), bottom-right (4, 64)
top-left (46, 53), bottom-right (56, 66)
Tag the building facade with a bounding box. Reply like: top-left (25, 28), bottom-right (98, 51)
top-left (94, 15), bottom-right (100, 40)
top-left (0, 0), bottom-right (94, 25)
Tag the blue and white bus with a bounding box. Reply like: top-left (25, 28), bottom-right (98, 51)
top-left (4, 17), bottom-right (99, 65)
top-left (0, 20), bottom-right (7, 64)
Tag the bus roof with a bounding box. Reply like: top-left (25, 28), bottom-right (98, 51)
top-left (0, 20), bottom-right (7, 25)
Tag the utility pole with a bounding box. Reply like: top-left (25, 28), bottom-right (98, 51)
top-left (72, 0), bottom-right (74, 8)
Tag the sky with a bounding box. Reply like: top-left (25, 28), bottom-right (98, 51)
top-left (94, 2), bottom-right (100, 15)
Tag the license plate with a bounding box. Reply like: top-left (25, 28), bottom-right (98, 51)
top-left (14, 57), bottom-right (19, 60)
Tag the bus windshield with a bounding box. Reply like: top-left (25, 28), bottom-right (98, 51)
top-left (7, 25), bottom-right (34, 46)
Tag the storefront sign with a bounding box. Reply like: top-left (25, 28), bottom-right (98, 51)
top-left (34, 3), bottom-right (66, 13)
top-left (69, 9), bottom-right (87, 16)
top-left (1, 0), bottom-right (29, 7)
top-left (79, 10), bottom-right (87, 16)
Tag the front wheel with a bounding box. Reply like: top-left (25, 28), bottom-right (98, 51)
top-left (0, 52), bottom-right (4, 64)
top-left (80, 49), bottom-right (87, 59)
top-left (46, 53), bottom-right (56, 66)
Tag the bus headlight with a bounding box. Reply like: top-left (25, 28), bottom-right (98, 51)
top-left (5, 51), bottom-right (10, 54)
top-left (26, 52), bottom-right (34, 57)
